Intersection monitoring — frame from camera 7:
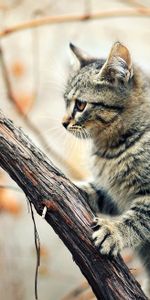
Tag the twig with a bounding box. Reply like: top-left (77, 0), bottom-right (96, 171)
top-left (0, 46), bottom-right (85, 180)
top-left (0, 8), bottom-right (150, 38)
top-left (29, 202), bottom-right (40, 300)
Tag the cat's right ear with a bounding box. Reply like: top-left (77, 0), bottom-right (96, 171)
top-left (69, 43), bottom-right (95, 68)
top-left (99, 42), bottom-right (133, 85)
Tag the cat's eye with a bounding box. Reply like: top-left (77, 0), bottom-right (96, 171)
top-left (75, 99), bottom-right (87, 112)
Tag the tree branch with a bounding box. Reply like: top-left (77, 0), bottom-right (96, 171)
top-left (0, 110), bottom-right (147, 299)
top-left (0, 8), bottom-right (150, 38)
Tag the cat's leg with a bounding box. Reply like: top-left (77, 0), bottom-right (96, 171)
top-left (76, 181), bottom-right (118, 215)
top-left (136, 241), bottom-right (150, 298)
top-left (92, 196), bottom-right (150, 257)
top-left (75, 181), bottom-right (100, 213)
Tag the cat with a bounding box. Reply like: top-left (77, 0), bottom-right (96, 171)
top-left (62, 41), bottom-right (150, 297)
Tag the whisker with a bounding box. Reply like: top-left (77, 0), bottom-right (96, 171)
top-left (82, 129), bottom-right (86, 140)
top-left (67, 132), bottom-right (77, 158)
top-left (69, 134), bottom-right (77, 157)
top-left (43, 126), bottom-right (63, 135)
top-left (61, 130), bottom-right (70, 151)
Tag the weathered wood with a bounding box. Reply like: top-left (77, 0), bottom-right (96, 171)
top-left (0, 110), bottom-right (147, 300)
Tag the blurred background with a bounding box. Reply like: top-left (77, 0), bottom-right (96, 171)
top-left (0, 0), bottom-right (150, 299)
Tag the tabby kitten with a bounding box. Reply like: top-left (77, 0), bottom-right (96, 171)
top-left (62, 42), bottom-right (150, 297)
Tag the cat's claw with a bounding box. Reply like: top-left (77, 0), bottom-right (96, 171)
top-left (91, 217), bottom-right (100, 229)
top-left (92, 217), bottom-right (123, 256)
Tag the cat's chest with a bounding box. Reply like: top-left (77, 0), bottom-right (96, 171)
top-left (91, 156), bottom-right (130, 211)
top-left (92, 158), bottom-right (117, 191)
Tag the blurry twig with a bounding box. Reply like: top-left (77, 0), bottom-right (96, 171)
top-left (0, 46), bottom-right (84, 180)
top-left (0, 8), bottom-right (150, 38)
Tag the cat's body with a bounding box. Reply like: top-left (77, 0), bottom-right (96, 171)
top-left (62, 42), bottom-right (150, 297)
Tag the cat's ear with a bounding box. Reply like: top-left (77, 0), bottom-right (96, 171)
top-left (69, 43), bottom-right (95, 68)
top-left (100, 42), bottom-right (133, 84)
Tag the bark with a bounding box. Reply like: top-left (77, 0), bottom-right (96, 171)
top-left (0, 110), bottom-right (147, 300)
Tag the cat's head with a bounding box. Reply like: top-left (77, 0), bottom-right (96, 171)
top-left (62, 42), bottom-right (133, 140)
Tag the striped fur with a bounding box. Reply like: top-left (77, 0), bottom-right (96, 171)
top-left (63, 42), bottom-right (150, 297)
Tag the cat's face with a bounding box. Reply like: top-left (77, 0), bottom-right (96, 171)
top-left (62, 42), bottom-right (133, 140)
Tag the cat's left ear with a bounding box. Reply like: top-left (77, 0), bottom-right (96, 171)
top-left (100, 42), bottom-right (133, 84)
top-left (69, 43), bottom-right (96, 68)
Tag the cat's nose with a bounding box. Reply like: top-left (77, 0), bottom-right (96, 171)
top-left (62, 121), bottom-right (69, 129)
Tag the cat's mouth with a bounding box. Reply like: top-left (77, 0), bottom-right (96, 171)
top-left (68, 125), bottom-right (89, 139)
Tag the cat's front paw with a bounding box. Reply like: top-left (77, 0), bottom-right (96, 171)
top-left (92, 217), bottom-right (123, 256)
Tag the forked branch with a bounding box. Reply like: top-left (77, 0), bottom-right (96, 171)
top-left (0, 110), bottom-right (147, 300)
